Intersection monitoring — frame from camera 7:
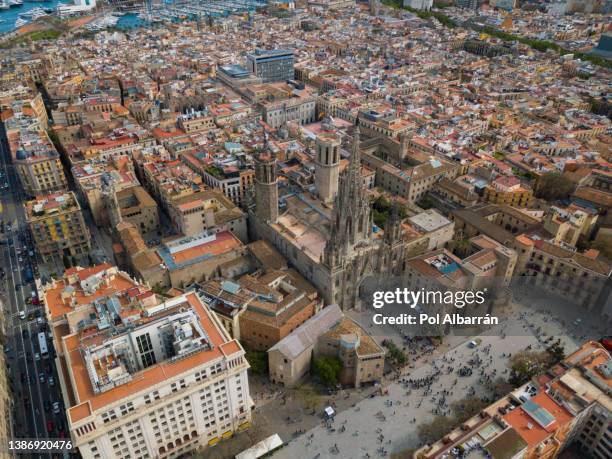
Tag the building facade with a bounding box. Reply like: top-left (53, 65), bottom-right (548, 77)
top-left (25, 191), bottom-right (91, 263)
top-left (250, 125), bottom-right (406, 310)
top-left (246, 49), bottom-right (295, 83)
top-left (40, 265), bottom-right (252, 459)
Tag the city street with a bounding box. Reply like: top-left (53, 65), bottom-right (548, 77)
top-left (0, 122), bottom-right (68, 456)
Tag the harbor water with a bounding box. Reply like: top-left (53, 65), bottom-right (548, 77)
top-left (0, 0), bottom-right (60, 35)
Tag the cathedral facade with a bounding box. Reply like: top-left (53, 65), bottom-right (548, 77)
top-left (249, 125), bottom-right (406, 310)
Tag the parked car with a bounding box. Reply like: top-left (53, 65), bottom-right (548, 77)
top-left (52, 402), bottom-right (60, 414)
top-left (48, 376), bottom-right (54, 386)
top-left (18, 311), bottom-right (25, 320)
top-left (39, 372), bottom-right (45, 383)
top-left (34, 353), bottom-right (40, 362)
top-left (46, 420), bottom-right (54, 433)
top-left (43, 400), bottom-right (50, 412)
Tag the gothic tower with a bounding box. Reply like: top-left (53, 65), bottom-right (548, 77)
top-left (314, 132), bottom-right (341, 204)
top-left (399, 133), bottom-right (409, 165)
top-left (323, 124), bottom-right (372, 267)
top-left (254, 148), bottom-right (278, 223)
top-left (378, 201), bottom-right (404, 275)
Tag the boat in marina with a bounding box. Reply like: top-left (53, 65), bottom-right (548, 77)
top-left (0, 2), bottom-right (10, 10)
top-left (9, 0), bottom-right (22, 7)
top-left (15, 17), bottom-right (28, 27)
top-left (30, 7), bottom-right (48, 19)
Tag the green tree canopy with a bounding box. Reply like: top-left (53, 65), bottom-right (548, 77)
top-left (312, 356), bottom-right (342, 387)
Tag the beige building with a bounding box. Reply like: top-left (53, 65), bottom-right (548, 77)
top-left (40, 264), bottom-right (252, 459)
top-left (25, 191), bottom-right (91, 263)
top-left (513, 234), bottom-right (611, 318)
top-left (109, 186), bottom-right (159, 235)
top-left (244, 82), bottom-right (316, 129)
top-left (361, 152), bottom-right (460, 205)
top-left (9, 129), bottom-right (68, 198)
top-left (407, 209), bottom-right (454, 251)
top-left (176, 111), bottom-right (215, 134)
top-left (268, 304), bottom-right (385, 388)
top-left (72, 155), bottom-right (140, 227)
top-left (171, 190), bottom-right (247, 242)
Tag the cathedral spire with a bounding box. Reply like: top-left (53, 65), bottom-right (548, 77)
top-left (350, 123), bottom-right (361, 172)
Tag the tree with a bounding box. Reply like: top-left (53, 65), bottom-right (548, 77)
top-left (507, 350), bottom-right (551, 387)
top-left (546, 341), bottom-right (565, 365)
top-left (450, 397), bottom-right (488, 424)
top-left (535, 173), bottom-right (575, 201)
top-left (417, 416), bottom-right (456, 444)
top-left (312, 356), bottom-right (342, 387)
top-left (245, 349), bottom-right (268, 376)
top-left (488, 377), bottom-right (515, 399)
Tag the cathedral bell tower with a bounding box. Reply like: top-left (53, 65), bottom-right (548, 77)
top-left (254, 142), bottom-right (278, 224)
top-left (314, 131), bottom-right (341, 204)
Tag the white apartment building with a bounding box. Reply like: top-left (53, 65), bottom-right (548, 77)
top-left (43, 265), bottom-right (251, 459)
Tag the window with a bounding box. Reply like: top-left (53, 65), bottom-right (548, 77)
top-left (136, 333), bottom-right (156, 368)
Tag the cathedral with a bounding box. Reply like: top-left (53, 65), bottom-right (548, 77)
top-left (249, 124), bottom-right (406, 310)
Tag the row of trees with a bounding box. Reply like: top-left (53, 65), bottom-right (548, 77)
top-left (480, 25), bottom-right (611, 70)
top-left (383, 0), bottom-right (610, 70)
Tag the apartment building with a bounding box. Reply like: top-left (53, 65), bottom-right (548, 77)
top-left (181, 152), bottom-right (254, 208)
top-left (407, 209), bottom-right (455, 251)
top-left (25, 191), bottom-right (91, 263)
top-left (41, 264), bottom-right (252, 459)
top-left (361, 153), bottom-right (460, 205)
top-left (156, 230), bottom-right (246, 289)
top-left (197, 269), bottom-right (321, 351)
top-left (72, 155), bottom-right (140, 227)
top-left (244, 82), bottom-right (316, 129)
top-left (176, 111), bottom-right (215, 134)
top-left (9, 129), bottom-right (68, 198)
top-left (483, 175), bottom-right (534, 208)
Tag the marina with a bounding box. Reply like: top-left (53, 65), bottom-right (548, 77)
top-left (0, 0), bottom-right (59, 33)
top-left (1, 0), bottom-right (267, 35)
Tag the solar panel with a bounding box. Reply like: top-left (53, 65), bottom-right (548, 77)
top-left (522, 400), bottom-right (555, 428)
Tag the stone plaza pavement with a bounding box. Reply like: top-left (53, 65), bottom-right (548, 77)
top-left (271, 294), bottom-right (606, 459)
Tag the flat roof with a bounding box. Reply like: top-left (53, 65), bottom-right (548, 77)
top-left (66, 292), bottom-right (243, 423)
